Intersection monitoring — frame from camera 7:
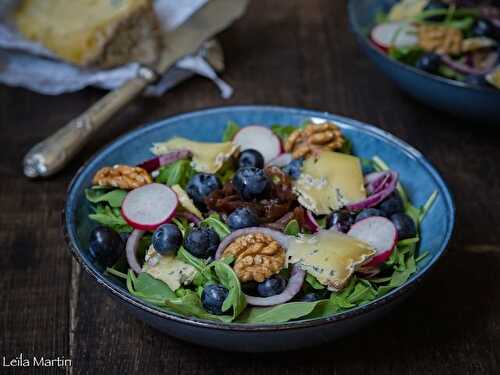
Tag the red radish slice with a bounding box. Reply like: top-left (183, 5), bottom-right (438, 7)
top-left (233, 126), bottom-right (281, 163)
top-left (267, 153), bottom-right (293, 167)
top-left (137, 149), bottom-right (192, 172)
top-left (121, 183), bottom-right (178, 231)
top-left (371, 21), bottom-right (418, 50)
top-left (347, 216), bottom-right (398, 268)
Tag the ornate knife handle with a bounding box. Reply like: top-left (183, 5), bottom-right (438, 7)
top-left (23, 66), bottom-right (158, 178)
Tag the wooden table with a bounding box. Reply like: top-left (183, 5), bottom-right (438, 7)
top-left (1, 1), bottom-right (499, 374)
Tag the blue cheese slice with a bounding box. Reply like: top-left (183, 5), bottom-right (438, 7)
top-left (388, 0), bottom-right (429, 21)
top-left (293, 151), bottom-right (366, 215)
top-left (287, 230), bottom-right (376, 291)
top-left (142, 246), bottom-right (197, 291)
top-left (151, 137), bottom-right (238, 174)
top-left (171, 184), bottom-right (203, 219)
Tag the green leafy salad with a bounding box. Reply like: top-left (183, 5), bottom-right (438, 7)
top-left (85, 119), bottom-right (437, 324)
top-left (371, 0), bottom-right (499, 89)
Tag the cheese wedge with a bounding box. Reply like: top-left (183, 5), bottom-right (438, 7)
top-left (172, 184), bottom-right (203, 219)
top-left (143, 246), bottom-right (197, 291)
top-left (388, 0), bottom-right (429, 21)
top-left (293, 151), bottom-right (366, 215)
top-left (152, 137), bottom-right (238, 174)
top-left (288, 230), bottom-right (376, 291)
top-left (15, 0), bottom-right (160, 68)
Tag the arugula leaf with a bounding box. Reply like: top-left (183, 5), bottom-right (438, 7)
top-left (89, 205), bottom-right (132, 233)
top-left (223, 121), bottom-right (240, 141)
top-left (172, 217), bottom-right (189, 236)
top-left (156, 159), bottom-right (195, 188)
top-left (216, 161), bottom-right (236, 184)
top-left (163, 290), bottom-right (233, 323)
top-left (284, 219), bottom-right (300, 236)
top-left (389, 46), bottom-right (424, 65)
top-left (305, 273), bottom-right (325, 290)
top-left (237, 301), bottom-right (323, 324)
top-left (212, 261), bottom-right (247, 319)
top-left (271, 124), bottom-right (297, 141)
top-left (338, 138), bottom-right (353, 155)
top-left (200, 213), bottom-right (231, 239)
top-left (85, 188), bottom-right (127, 208)
top-left (127, 271), bottom-right (176, 305)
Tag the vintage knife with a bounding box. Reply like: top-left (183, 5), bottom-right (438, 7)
top-left (23, 0), bottom-right (248, 178)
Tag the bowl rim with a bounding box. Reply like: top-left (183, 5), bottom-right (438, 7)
top-left (63, 105), bottom-right (455, 332)
top-left (346, 0), bottom-right (500, 95)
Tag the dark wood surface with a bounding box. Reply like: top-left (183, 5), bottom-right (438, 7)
top-left (1, 1), bottom-right (499, 374)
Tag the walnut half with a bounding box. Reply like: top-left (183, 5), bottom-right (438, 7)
top-left (92, 164), bottom-right (152, 190)
top-left (418, 24), bottom-right (463, 55)
top-left (222, 233), bottom-right (286, 283)
top-left (284, 122), bottom-right (345, 159)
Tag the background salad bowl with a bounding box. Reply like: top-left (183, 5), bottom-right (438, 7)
top-left (348, 0), bottom-right (500, 123)
top-left (64, 106), bottom-right (455, 352)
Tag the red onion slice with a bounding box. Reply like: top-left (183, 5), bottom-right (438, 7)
top-left (244, 265), bottom-right (306, 306)
top-left (347, 171), bottom-right (398, 211)
top-left (137, 149), bottom-right (192, 172)
top-left (176, 211), bottom-right (201, 224)
top-left (441, 52), bottom-right (498, 76)
top-left (305, 210), bottom-right (321, 233)
top-left (215, 227), bottom-right (291, 260)
top-left (267, 153), bottom-right (293, 167)
top-left (126, 229), bottom-right (145, 273)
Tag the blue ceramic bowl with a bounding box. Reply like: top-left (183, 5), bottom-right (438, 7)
top-left (64, 106), bottom-right (455, 352)
top-left (348, 0), bottom-right (500, 123)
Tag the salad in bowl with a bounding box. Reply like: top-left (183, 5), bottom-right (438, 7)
top-left (370, 0), bottom-right (500, 89)
top-left (83, 119), bottom-right (438, 325)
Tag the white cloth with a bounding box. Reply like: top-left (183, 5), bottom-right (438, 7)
top-left (0, 0), bottom-right (232, 98)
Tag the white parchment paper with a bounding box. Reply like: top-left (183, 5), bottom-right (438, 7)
top-left (0, 0), bottom-right (233, 98)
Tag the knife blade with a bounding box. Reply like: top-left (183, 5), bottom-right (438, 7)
top-left (23, 0), bottom-right (248, 178)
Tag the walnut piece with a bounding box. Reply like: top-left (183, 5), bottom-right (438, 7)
top-left (92, 164), bottom-right (152, 190)
top-left (418, 24), bottom-right (463, 55)
top-left (284, 122), bottom-right (345, 159)
top-left (222, 233), bottom-right (286, 283)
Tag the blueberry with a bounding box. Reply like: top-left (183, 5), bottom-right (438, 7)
top-left (227, 207), bottom-right (259, 230)
top-left (201, 284), bottom-right (228, 315)
top-left (415, 53), bottom-right (441, 74)
top-left (472, 19), bottom-right (500, 40)
top-left (257, 275), bottom-right (287, 297)
top-left (152, 224), bottom-right (182, 255)
top-left (297, 290), bottom-right (329, 302)
top-left (184, 227), bottom-right (220, 259)
top-left (326, 209), bottom-right (356, 233)
top-left (186, 173), bottom-right (222, 211)
top-left (238, 149), bottom-right (264, 169)
top-left (423, 1), bottom-right (448, 22)
top-left (379, 192), bottom-right (404, 216)
top-left (390, 213), bottom-right (417, 239)
top-left (232, 167), bottom-right (271, 201)
top-left (282, 158), bottom-right (304, 180)
top-left (356, 208), bottom-right (386, 222)
top-left (89, 226), bottom-right (124, 267)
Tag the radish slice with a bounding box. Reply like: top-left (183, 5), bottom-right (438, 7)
top-left (137, 149), bottom-right (191, 172)
top-left (371, 21), bottom-right (418, 50)
top-left (244, 265), bottom-right (306, 306)
top-left (215, 227), bottom-right (291, 260)
top-left (233, 126), bottom-right (281, 163)
top-left (121, 183), bottom-right (178, 231)
top-left (126, 229), bottom-right (145, 273)
top-left (347, 216), bottom-right (398, 268)
top-left (267, 153), bottom-right (293, 167)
